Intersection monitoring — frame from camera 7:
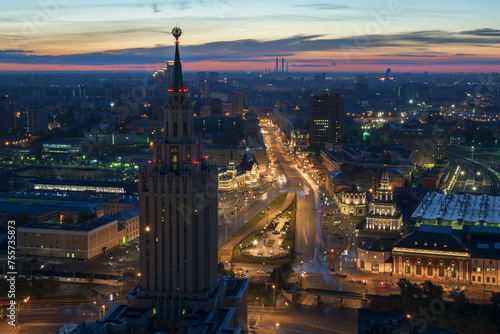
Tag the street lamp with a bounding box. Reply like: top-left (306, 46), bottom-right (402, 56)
top-left (275, 322), bottom-right (280, 332)
top-left (272, 284), bottom-right (276, 311)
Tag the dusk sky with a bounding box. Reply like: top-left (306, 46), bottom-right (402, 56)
top-left (1, 0), bottom-right (500, 72)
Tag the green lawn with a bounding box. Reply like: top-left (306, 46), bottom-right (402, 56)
top-left (232, 194), bottom-right (297, 265)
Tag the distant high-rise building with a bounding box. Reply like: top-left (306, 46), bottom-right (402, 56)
top-left (231, 90), bottom-right (244, 116)
top-left (208, 71), bottom-right (219, 81)
top-left (275, 57), bottom-right (278, 72)
top-left (199, 80), bottom-right (212, 99)
top-left (0, 96), bottom-right (16, 134)
top-left (19, 107), bottom-right (49, 136)
top-left (153, 60), bottom-right (175, 96)
top-left (354, 82), bottom-right (369, 105)
top-left (197, 71), bottom-right (207, 80)
top-left (281, 58), bottom-right (284, 73)
top-left (385, 68), bottom-right (391, 80)
top-left (309, 94), bottom-right (344, 149)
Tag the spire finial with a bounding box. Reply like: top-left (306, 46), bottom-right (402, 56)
top-left (168, 26), bottom-right (186, 93)
top-left (172, 26), bottom-right (182, 44)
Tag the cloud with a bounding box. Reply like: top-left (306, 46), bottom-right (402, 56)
top-left (461, 28), bottom-right (500, 37)
top-left (331, 61), bottom-right (336, 66)
top-left (295, 3), bottom-right (351, 10)
top-left (400, 54), bottom-right (438, 57)
top-left (0, 50), bottom-right (34, 55)
top-left (220, 59), bottom-right (270, 62)
top-left (456, 53), bottom-right (476, 56)
top-left (290, 64), bottom-right (330, 67)
top-left (1, 29), bottom-right (500, 67)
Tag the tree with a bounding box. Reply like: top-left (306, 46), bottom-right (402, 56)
top-left (32, 139), bottom-right (43, 161)
top-left (45, 277), bottom-right (60, 297)
top-left (77, 212), bottom-right (97, 224)
top-left (450, 290), bottom-right (470, 314)
top-left (30, 276), bottom-right (46, 298)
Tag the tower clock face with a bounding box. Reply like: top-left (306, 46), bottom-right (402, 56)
top-left (172, 27), bottom-right (182, 40)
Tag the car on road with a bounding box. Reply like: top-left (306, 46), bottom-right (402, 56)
top-left (272, 230), bottom-right (280, 234)
top-left (126, 267), bottom-right (135, 272)
top-left (256, 270), bottom-right (265, 274)
top-left (349, 278), bottom-right (356, 283)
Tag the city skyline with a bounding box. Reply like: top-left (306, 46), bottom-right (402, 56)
top-left (1, 0), bottom-right (500, 72)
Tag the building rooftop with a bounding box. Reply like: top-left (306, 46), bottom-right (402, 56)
top-left (0, 200), bottom-right (58, 218)
top-left (359, 237), bottom-right (397, 252)
top-left (412, 192), bottom-right (500, 225)
top-left (19, 216), bottom-right (117, 232)
top-left (224, 278), bottom-right (249, 298)
top-left (393, 226), bottom-right (468, 254)
top-left (108, 207), bottom-right (139, 221)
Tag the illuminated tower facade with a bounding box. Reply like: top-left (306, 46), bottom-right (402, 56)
top-left (365, 165), bottom-right (402, 231)
top-left (133, 27), bottom-right (220, 332)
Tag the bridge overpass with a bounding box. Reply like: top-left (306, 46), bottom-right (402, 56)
top-left (283, 287), bottom-right (398, 308)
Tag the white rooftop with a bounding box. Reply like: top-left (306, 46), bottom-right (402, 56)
top-left (412, 192), bottom-right (500, 225)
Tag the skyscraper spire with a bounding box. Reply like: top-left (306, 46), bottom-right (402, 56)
top-left (168, 26), bottom-right (186, 93)
top-left (381, 164), bottom-right (390, 185)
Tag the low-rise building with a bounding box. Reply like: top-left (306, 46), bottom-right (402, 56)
top-left (412, 192), bottom-right (500, 229)
top-left (392, 225), bottom-right (470, 283)
top-left (339, 191), bottom-right (366, 217)
top-left (464, 226), bottom-right (500, 286)
top-left (32, 178), bottom-right (136, 195)
top-left (109, 207), bottom-right (140, 244)
top-left (218, 150), bottom-right (260, 191)
top-left (357, 237), bottom-right (396, 273)
top-left (18, 217), bottom-right (119, 259)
